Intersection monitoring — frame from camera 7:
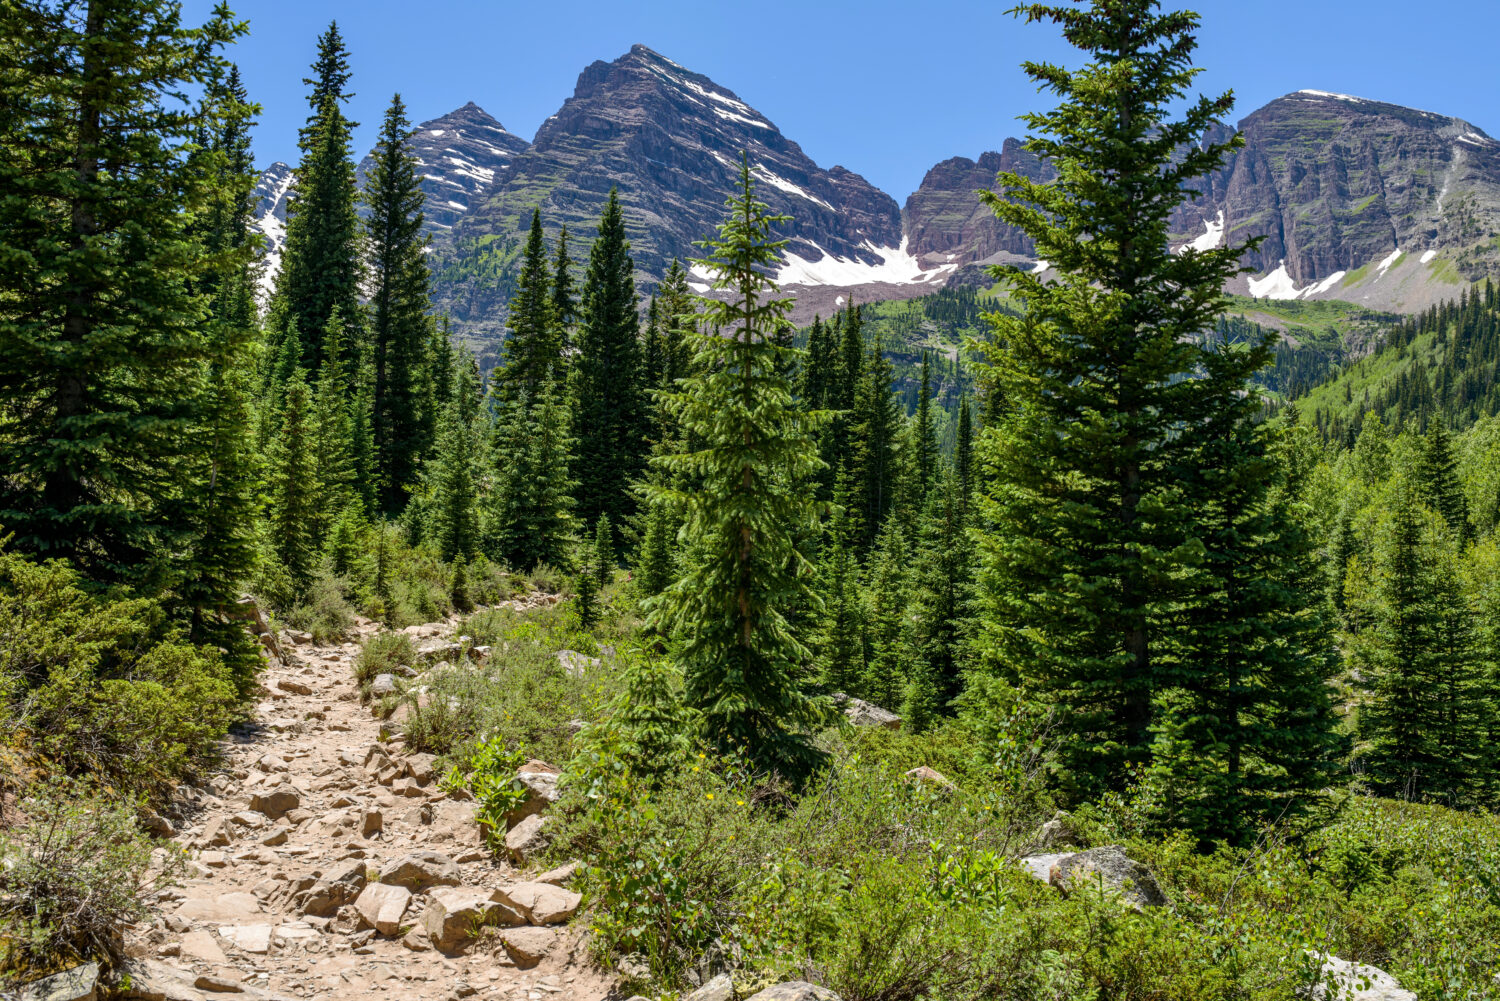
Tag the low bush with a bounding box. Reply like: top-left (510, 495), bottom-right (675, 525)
top-left (0, 547), bottom-right (240, 794)
top-left (352, 632), bottom-right (416, 696)
top-left (0, 780), bottom-right (182, 981)
top-left (284, 573), bottom-right (355, 643)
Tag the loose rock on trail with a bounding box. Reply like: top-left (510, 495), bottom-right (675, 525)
top-left (124, 607), bottom-right (615, 1001)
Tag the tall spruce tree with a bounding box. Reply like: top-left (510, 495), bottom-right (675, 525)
top-left (849, 339), bottom-right (901, 545)
top-left (815, 466), bottom-right (867, 695)
top-left (551, 226), bottom-right (577, 350)
top-left (647, 160), bottom-right (827, 777)
top-left (912, 351), bottom-right (938, 499)
top-left (500, 210), bottom-right (560, 402)
top-left (266, 373), bottom-right (320, 592)
top-left (363, 93), bottom-right (431, 514)
top-left (0, 0), bottom-right (248, 586)
top-left (970, 1), bottom-right (1275, 798)
top-left (1416, 422), bottom-right (1469, 544)
top-left (955, 394), bottom-right (974, 508)
top-left (488, 372), bottom-right (577, 571)
top-left (573, 189), bottom-right (647, 528)
top-left (277, 22), bottom-right (361, 369)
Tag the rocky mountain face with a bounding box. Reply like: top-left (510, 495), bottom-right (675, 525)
top-left (354, 102), bottom-right (530, 233)
top-left (910, 91), bottom-right (1500, 311)
top-left (429, 45), bottom-right (933, 340)
top-left (249, 105), bottom-right (528, 298)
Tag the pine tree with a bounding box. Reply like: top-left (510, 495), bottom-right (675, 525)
top-left (500, 210), bottom-right (560, 403)
top-left (849, 339), bottom-right (900, 545)
top-left (912, 351), bottom-right (938, 499)
top-left (277, 22), bottom-right (361, 369)
top-left (1416, 422), bottom-right (1469, 544)
top-left (905, 472), bottom-right (970, 729)
top-left (425, 393), bottom-right (480, 561)
top-left (1350, 490), bottom-right (1487, 805)
top-left (266, 374), bottom-right (320, 592)
top-left (862, 517), bottom-right (912, 710)
top-left (551, 226), bottom-right (577, 351)
top-left (816, 466), bottom-right (866, 696)
top-left (648, 160), bottom-right (827, 777)
top-left (799, 316), bottom-right (833, 408)
top-left (969, 1), bottom-right (1270, 798)
top-left (593, 514), bottom-right (615, 591)
top-left (955, 395), bottom-right (974, 508)
top-left (363, 93), bottom-right (431, 514)
top-left (489, 372), bottom-right (577, 572)
top-left (0, 1), bottom-right (248, 586)
top-left (311, 309), bottom-right (359, 531)
top-left (573, 189), bottom-right (647, 528)
top-left (656, 260), bottom-right (697, 390)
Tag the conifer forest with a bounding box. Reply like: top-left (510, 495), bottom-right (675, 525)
top-left (4, 2), bottom-right (1500, 999)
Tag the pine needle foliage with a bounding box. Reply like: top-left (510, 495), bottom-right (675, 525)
top-left (647, 158), bottom-right (827, 779)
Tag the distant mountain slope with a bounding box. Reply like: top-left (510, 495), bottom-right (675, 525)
top-left (428, 44), bottom-right (934, 343)
top-left (249, 103), bottom-right (529, 298)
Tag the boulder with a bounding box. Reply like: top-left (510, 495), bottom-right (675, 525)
top-left (217, 922), bottom-right (271, 954)
top-left (416, 640), bottom-right (463, 664)
top-left (537, 861), bottom-right (580, 886)
top-left (362, 807), bottom-right (383, 837)
top-left (246, 784), bottom-right (299, 820)
top-left (114, 959), bottom-right (206, 1001)
top-left (297, 859), bottom-right (368, 917)
top-left (1019, 852), bottom-right (1074, 885)
top-left (369, 673), bottom-right (397, 697)
top-left (504, 813), bottom-right (552, 865)
top-left (744, 984), bottom-right (841, 1001)
top-left (1037, 811), bottom-right (1076, 849)
top-left (1310, 955), bottom-right (1417, 1001)
top-left (379, 850), bottom-right (461, 892)
top-left (493, 881), bottom-right (582, 925)
top-left (834, 694), bottom-right (900, 730)
top-left (498, 926), bottom-right (555, 968)
top-left (685, 973), bottom-right (735, 1001)
top-left (17, 962), bottom-right (98, 1001)
top-left (902, 766), bottom-right (955, 792)
top-left (287, 629), bottom-right (313, 645)
top-left (405, 753), bottom-right (437, 786)
top-left (506, 766), bottom-right (561, 827)
top-left (1049, 845), bottom-right (1167, 909)
top-left (422, 886), bottom-right (524, 954)
top-left (354, 881), bottom-right (412, 937)
top-left (556, 649), bottom-right (600, 677)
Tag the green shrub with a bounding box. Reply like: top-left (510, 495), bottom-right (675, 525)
top-left (0, 547), bottom-right (240, 793)
top-left (352, 632), bottom-right (416, 692)
top-left (285, 573), bottom-right (355, 643)
top-left (0, 780), bottom-right (182, 980)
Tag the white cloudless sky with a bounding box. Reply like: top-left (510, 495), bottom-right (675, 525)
top-left (186, 0), bottom-right (1500, 201)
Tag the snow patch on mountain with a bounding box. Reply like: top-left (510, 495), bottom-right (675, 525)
top-left (1298, 89), bottom-right (1369, 103)
top-left (1421, 249), bottom-right (1439, 264)
top-left (1248, 260), bottom-right (1347, 301)
top-left (777, 238), bottom-right (958, 287)
top-left (248, 161), bottom-right (294, 302)
top-left (753, 167), bottom-right (834, 210)
top-left (1178, 210), bottom-right (1225, 253)
top-left (1376, 248), bottom-right (1403, 278)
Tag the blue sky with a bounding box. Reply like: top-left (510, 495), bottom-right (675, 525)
top-left (191, 0), bottom-right (1500, 200)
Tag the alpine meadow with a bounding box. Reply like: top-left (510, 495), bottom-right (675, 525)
top-left (8, 1), bottom-right (1500, 999)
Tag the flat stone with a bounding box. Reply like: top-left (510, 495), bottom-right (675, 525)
top-left (380, 850), bottom-right (460, 892)
top-left (175, 892), bottom-right (262, 924)
top-left (744, 984), bottom-right (842, 1001)
top-left (498, 926), bottom-right (555, 968)
top-left (902, 766), bottom-right (955, 792)
top-left (837, 694), bottom-right (900, 730)
top-left (422, 887), bottom-right (524, 954)
top-left (536, 861), bottom-right (579, 886)
top-left (1019, 852), bottom-right (1074, 884)
top-left (179, 929), bottom-right (229, 965)
top-left (355, 882), bottom-right (412, 937)
top-left (217, 922), bottom-right (272, 954)
top-left (192, 972), bottom-right (245, 993)
top-left (505, 768), bottom-right (560, 827)
top-left (17, 961), bottom-right (98, 1001)
top-left (276, 678), bottom-right (312, 696)
top-left (493, 881), bottom-right (581, 925)
top-left (114, 959), bottom-right (206, 1001)
top-left (370, 673), bottom-right (397, 696)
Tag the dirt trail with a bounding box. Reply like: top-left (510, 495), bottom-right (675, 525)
top-left (125, 611), bottom-right (616, 1001)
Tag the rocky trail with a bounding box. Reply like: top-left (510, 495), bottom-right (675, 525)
top-left (116, 609), bottom-right (616, 1001)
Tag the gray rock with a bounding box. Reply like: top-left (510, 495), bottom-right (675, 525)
top-left (1310, 955), bottom-right (1417, 1001)
top-left (834, 693), bottom-right (900, 730)
top-left (685, 973), bottom-right (734, 1001)
top-left (422, 886), bottom-right (524, 954)
top-left (556, 649), bottom-right (600, 677)
top-left (18, 962), bottom-right (99, 1001)
top-left (1050, 845), bottom-right (1167, 909)
top-left (505, 813), bottom-right (553, 865)
top-left (1037, 810), bottom-right (1076, 849)
top-left (1019, 852), bottom-right (1074, 884)
top-left (493, 881), bottom-right (581, 924)
top-left (297, 858), bottom-right (368, 917)
top-left (902, 766), bottom-right (955, 792)
top-left (114, 959), bottom-right (206, 1001)
top-left (380, 850), bottom-right (461, 892)
top-left (505, 766), bottom-right (560, 827)
top-left (744, 983), bottom-right (841, 1001)
top-left (370, 673), bottom-right (397, 697)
